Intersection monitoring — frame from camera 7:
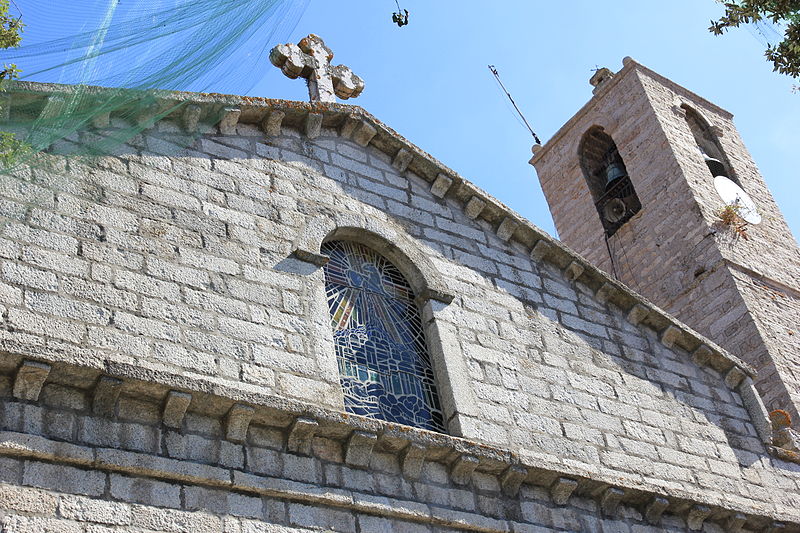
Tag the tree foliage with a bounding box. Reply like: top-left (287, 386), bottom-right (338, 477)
top-left (710, 1), bottom-right (800, 78)
top-left (0, 0), bottom-right (23, 81)
top-left (0, 0), bottom-right (25, 168)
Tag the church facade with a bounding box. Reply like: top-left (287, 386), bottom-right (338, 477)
top-left (0, 49), bottom-right (798, 532)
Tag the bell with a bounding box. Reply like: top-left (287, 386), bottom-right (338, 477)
top-left (604, 162), bottom-right (628, 191)
top-left (603, 198), bottom-right (628, 224)
top-left (704, 154), bottom-right (728, 178)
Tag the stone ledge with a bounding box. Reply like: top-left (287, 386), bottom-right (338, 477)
top-left (0, 358), bottom-right (797, 531)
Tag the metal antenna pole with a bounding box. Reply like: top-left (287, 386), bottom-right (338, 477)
top-left (488, 65), bottom-right (541, 144)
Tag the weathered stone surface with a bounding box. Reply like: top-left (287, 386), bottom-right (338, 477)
top-left (687, 505), bottom-right (711, 530)
top-left (218, 108), bottom-right (241, 135)
top-left (270, 34), bottom-right (364, 103)
top-left (430, 173), bottom-right (453, 198)
top-left (626, 303), bottom-right (649, 325)
top-left (0, 70), bottom-right (797, 533)
top-left (182, 104), bottom-right (202, 133)
top-left (92, 377), bottom-right (123, 418)
top-left (344, 431), bottom-right (377, 468)
top-left (464, 197), bottom-right (486, 220)
top-left (162, 391), bottom-right (192, 429)
top-left (225, 404), bottom-right (255, 443)
top-left (352, 121), bottom-right (377, 147)
top-left (644, 496), bottom-right (669, 525)
top-left (499, 465), bottom-right (527, 497)
top-left (287, 417), bottom-right (318, 456)
top-left (92, 112), bottom-right (110, 129)
top-left (532, 58), bottom-right (800, 429)
top-left (12, 361), bottom-right (51, 401)
top-left (725, 512), bottom-right (747, 533)
top-left (592, 283), bottom-right (614, 305)
top-left (564, 261), bottom-right (585, 282)
top-left (392, 149), bottom-right (413, 172)
top-left (549, 478), bottom-right (578, 506)
top-left (400, 443), bottom-right (426, 480)
top-left (600, 487), bottom-right (624, 516)
top-left (305, 113), bottom-right (323, 139)
top-left (449, 454), bottom-right (479, 485)
top-left (531, 240), bottom-right (554, 261)
top-left (262, 110), bottom-right (286, 136)
top-left (496, 217), bottom-right (519, 242)
top-left (725, 366), bottom-right (746, 389)
top-left (739, 377), bottom-right (774, 445)
top-left (660, 325), bottom-right (682, 348)
top-left (691, 344), bottom-right (713, 367)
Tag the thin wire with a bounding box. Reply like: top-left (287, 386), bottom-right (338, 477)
top-left (611, 233), bottom-right (639, 292)
top-left (490, 73), bottom-right (530, 132)
top-left (488, 65), bottom-right (541, 144)
top-left (8, 0), bottom-right (22, 17)
top-left (604, 234), bottom-right (619, 280)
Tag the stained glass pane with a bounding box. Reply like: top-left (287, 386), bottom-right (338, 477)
top-left (322, 241), bottom-right (445, 433)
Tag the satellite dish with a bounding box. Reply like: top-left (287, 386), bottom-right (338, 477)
top-left (603, 198), bottom-right (628, 223)
top-left (714, 176), bottom-right (761, 225)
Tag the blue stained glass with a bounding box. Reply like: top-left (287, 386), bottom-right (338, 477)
top-left (322, 241), bottom-right (445, 433)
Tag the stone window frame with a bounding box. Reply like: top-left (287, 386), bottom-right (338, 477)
top-left (677, 102), bottom-right (742, 188)
top-left (291, 213), bottom-right (479, 437)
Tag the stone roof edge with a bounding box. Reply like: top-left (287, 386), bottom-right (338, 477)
top-left (528, 57), bottom-right (733, 166)
top-left (2, 352), bottom-right (797, 530)
top-left (6, 81), bottom-right (762, 421)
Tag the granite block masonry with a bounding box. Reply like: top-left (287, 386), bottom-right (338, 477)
top-left (0, 74), bottom-right (798, 532)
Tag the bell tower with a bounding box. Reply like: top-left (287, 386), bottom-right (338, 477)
top-left (531, 58), bottom-right (800, 425)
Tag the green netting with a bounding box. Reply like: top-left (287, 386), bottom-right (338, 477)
top-left (0, 0), bottom-right (308, 173)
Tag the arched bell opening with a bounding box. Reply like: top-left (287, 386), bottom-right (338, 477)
top-left (578, 126), bottom-right (642, 237)
top-left (681, 104), bottom-right (741, 187)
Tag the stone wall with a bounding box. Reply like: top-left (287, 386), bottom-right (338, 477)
top-left (531, 59), bottom-right (800, 423)
top-left (0, 83), bottom-right (798, 530)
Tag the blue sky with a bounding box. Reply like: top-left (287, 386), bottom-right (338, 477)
top-left (11, 0), bottom-right (799, 241)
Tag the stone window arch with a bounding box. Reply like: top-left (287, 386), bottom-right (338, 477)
top-left (681, 104), bottom-right (740, 186)
top-left (578, 126), bottom-right (642, 236)
top-left (321, 239), bottom-right (446, 432)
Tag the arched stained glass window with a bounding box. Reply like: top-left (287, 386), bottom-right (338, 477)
top-left (321, 240), bottom-right (445, 433)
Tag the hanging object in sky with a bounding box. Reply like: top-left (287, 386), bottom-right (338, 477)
top-left (392, 0), bottom-right (409, 27)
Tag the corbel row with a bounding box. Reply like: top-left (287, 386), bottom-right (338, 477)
top-left (4, 360), bottom-right (794, 531)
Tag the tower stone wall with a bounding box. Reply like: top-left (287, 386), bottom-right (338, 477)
top-left (531, 58), bottom-right (800, 424)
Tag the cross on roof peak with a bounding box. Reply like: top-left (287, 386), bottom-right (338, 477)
top-left (270, 34), bottom-right (365, 104)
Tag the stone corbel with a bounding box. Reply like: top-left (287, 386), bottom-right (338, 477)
top-left (218, 107), bottom-right (241, 135)
top-left (400, 442), bottom-right (426, 480)
top-left (287, 417), bottom-right (318, 455)
top-left (225, 403), bottom-right (255, 443)
top-left (12, 361), bottom-right (51, 401)
top-left (290, 248), bottom-right (330, 267)
top-left (92, 376), bottom-right (123, 417)
top-left (344, 431), bottom-right (377, 468)
top-left (550, 477), bottom-right (578, 505)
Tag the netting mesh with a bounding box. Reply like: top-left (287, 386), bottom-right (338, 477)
top-left (0, 0), bottom-right (308, 173)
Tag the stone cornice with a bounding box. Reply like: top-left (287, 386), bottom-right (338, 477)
top-left (0, 356), bottom-right (797, 531)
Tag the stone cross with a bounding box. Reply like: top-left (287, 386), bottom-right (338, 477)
top-left (270, 34), bottom-right (365, 103)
